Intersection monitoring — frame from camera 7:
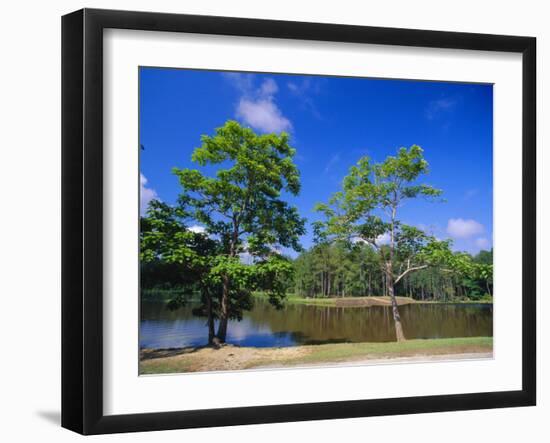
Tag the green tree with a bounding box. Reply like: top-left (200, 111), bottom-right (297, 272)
top-left (140, 200), bottom-right (221, 343)
top-left (172, 120), bottom-right (305, 344)
top-left (474, 248), bottom-right (493, 265)
top-left (442, 249), bottom-right (493, 299)
top-left (314, 146), bottom-right (444, 341)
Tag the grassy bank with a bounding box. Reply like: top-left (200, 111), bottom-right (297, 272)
top-left (140, 336), bottom-right (493, 374)
top-left (253, 293), bottom-right (415, 307)
top-left (253, 293), bottom-right (492, 307)
top-left (144, 291), bottom-right (492, 306)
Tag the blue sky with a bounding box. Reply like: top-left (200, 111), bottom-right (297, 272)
top-left (140, 67), bottom-right (493, 255)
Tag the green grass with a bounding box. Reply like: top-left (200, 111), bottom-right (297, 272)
top-left (141, 360), bottom-right (194, 374)
top-left (147, 291), bottom-right (492, 305)
top-left (252, 292), bottom-right (492, 306)
top-left (287, 337), bottom-right (493, 365)
top-left (253, 292), bottom-right (341, 306)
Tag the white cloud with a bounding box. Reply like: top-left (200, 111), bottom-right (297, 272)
top-left (140, 173), bottom-right (158, 215)
top-left (237, 242), bottom-right (282, 264)
top-left (351, 233), bottom-right (390, 246)
top-left (376, 232), bottom-right (391, 245)
top-left (475, 237), bottom-right (491, 250)
top-left (446, 218), bottom-right (484, 239)
top-left (260, 78), bottom-right (278, 96)
top-left (239, 252), bottom-right (254, 265)
top-left (188, 225), bottom-right (206, 234)
top-left (228, 77), bottom-right (292, 133)
top-left (236, 98), bottom-right (291, 133)
top-left (223, 72), bottom-right (253, 93)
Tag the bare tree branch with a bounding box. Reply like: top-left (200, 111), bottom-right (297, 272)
top-left (394, 264), bottom-right (428, 284)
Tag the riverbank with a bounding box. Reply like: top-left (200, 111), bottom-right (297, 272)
top-left (139, 336), bottom-right (493, 374)
top-left (254, 294), bottom-right (492, 307)
top-left (142, 291), bottom-right (493, 306)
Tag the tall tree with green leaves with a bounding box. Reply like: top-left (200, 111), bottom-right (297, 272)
top-left (314, 146), bottom-right (444, 341)
top-left (172, 120), bottom-right (306, 344)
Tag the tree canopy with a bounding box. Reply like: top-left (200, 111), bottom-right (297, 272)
top-left (141, 120), bottom-right (305, 345)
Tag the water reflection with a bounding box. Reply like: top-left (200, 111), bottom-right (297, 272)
top-left (140, 299), bottom-right (493, 349)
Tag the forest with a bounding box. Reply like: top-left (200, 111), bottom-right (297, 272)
top-left (292, 242), bottom-right (492, 301)
top-left (142, 243), bottom-right (493, 302)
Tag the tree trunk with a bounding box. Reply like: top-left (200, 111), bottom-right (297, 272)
top-left (386, 264), bottom-right (406, 342)
top-left (216, 219), bottom-right (240, 345)
top-left (205, 290), bottom-right (216, 345)
top-left (216, 274), bottom-right (230, 343)
top-left (389, 284), bottom-right (406, 341)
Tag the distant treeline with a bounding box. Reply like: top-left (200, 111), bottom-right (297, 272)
top-left (141, 242), bottom-right (493, 303)
top-left (292, 242), bottom-right (492, 302)
top-left (140, 261), bottom-right (197, 301)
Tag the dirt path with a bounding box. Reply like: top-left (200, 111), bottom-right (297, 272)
top-left (140, 338), bottom-right (493, 374)
top-left (255, 352), bottom-right (493, 369)
top-left (141, 345), bottom-right (310, 373)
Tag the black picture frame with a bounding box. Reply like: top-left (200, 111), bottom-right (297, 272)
top-left (62, 8), bottom-right (536, 435)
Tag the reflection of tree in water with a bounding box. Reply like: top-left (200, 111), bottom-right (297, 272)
top-left (247, 302), bottom-right (394, 343)
top-left (247, 300), bottom-right (492, 343)
top-left (400, 304), bottom-right (493, 340)
top-left (140, 300), bottom-right (493, 347)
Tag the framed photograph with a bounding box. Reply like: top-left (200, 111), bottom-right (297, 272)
top-left (62, 8), bottom-right (536, 435)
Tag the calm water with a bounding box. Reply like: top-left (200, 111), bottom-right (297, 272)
top-left (140, 299), bottom-right (493, 349)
